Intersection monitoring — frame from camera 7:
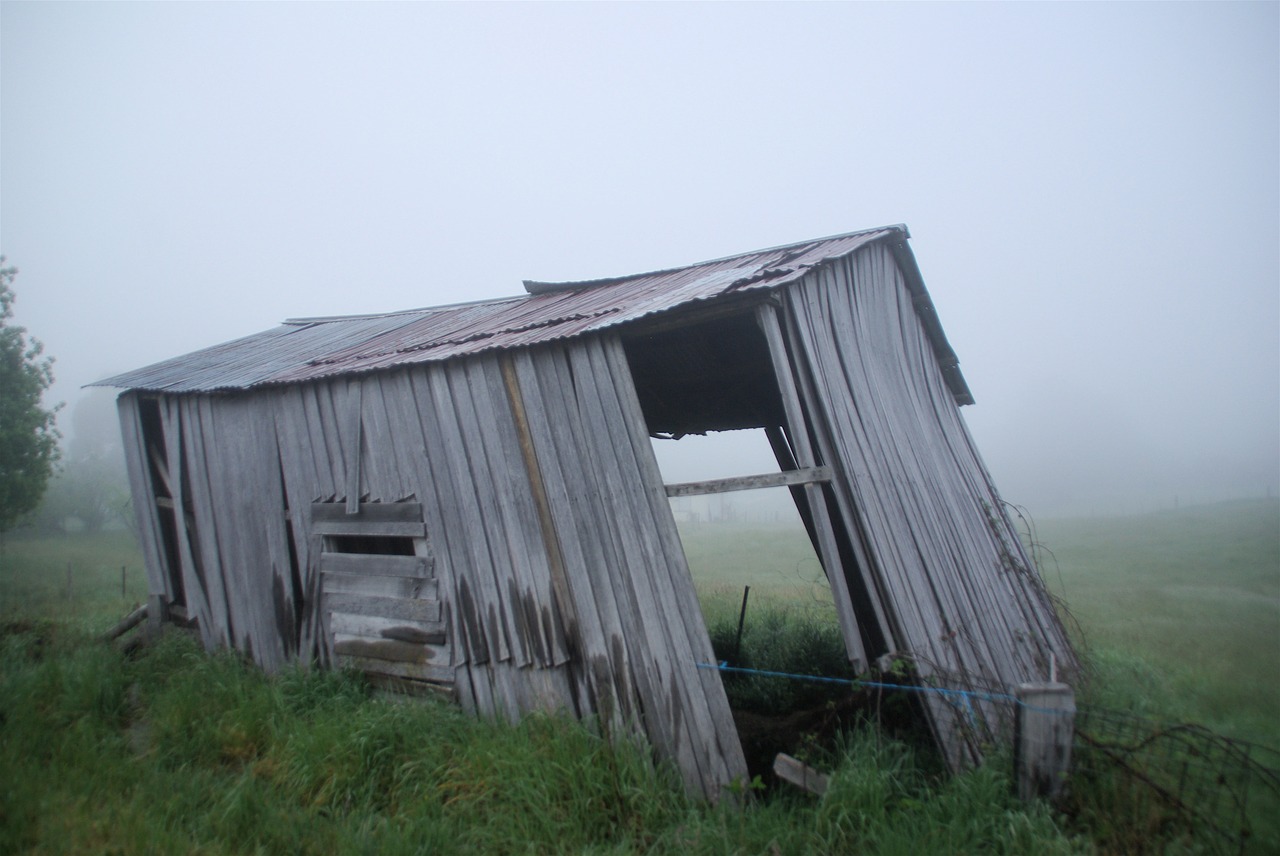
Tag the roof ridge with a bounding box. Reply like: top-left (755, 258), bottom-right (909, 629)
top-left (523, 223), bottom-right (908, 295)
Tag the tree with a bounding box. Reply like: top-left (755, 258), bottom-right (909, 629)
top-left (0, 260), bottom-right (61, 531)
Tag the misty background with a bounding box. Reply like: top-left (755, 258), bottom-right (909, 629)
top-left (1, 2), bottom-right (1276, 525)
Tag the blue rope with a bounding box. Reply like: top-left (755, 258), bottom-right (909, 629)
top-left (695, 660), bottom-right (1063, 712)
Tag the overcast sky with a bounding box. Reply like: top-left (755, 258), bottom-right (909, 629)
top-left (2, 1), bottom-right (1276, 518)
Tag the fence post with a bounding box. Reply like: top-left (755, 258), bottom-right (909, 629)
top-left (1014, 682), bottom-right (1075, 803)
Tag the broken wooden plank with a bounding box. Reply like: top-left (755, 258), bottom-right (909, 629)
top-left (773, 753), bottom-right (830, 796)
top-left (663, 466), bottom-right (831, 498)
top-left (102, 604), bottom-right (149, 641)
top-left (328, 611), bottom-right (445, 642)
top-left (324, 591), bottom-right (442, 623)
top-left (321, 571), bottom-right (437, 600)
top-left (333, 635), bottom-right (449, 663)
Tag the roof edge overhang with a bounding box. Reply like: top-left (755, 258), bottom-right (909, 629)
top-left (884, 238), bottom-right (974, 406)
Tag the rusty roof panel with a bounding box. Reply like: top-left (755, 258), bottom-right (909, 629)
top-left (94, 226), bottom-right (906, 391)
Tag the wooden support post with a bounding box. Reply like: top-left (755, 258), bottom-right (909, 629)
top-left (147, 593), bottom-right (169, 632)
top-left (1014, 682), bottom-right (1075, 803)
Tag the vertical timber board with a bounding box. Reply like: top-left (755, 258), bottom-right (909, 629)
top-left (530, 344), bottom-right (665, 735)
top-left (579, 339), bottom-right (738, 789)
top-left (302, 381), bottom-right (343, 500)
top-left (343, 380), bottom-right (363, 514)
top-left (246, 390), bottom-right (302, 665)
top-left (508, 349), bottom-right (621, 726)
top-left (782, 283), bottom-right (918, 656)
top-left (560, 342), bottom-right (691, 772)
top-left (849, 249), bottom-right (1031, 696)
top-left (376, 369), bottom-right (465, 667)
top-left (316, 380), bottom-right (354, 504)
top-left (194, 393), bottom-right (291, 670)
top-left (177, 396), bottom-right (236, 649)
top-left (514, 348), bottom-right (638, 740)
top-left (361, 375), bottom-right (409, 503)
top-left (468, 355), bottom-right (571, 668)
top-left (842, 250), bottom-right (1003, 684)
top-left (421, 363), bottom-right (516, 667)
top-left (117, 394), bottom-right (173, 604)
top-left (443, 360), bottom-right (534, 669)
top-left (273, 386), bottom-right (325, 500)
top-left (594, 337), bottom-right (749, 796)
top-left (757, 303), bottom-right (871, 669)
top-left (271, 387), bottom-right (326, 662)
top-left (876, 248), bottom-right (1018, 683)
top-left (406, 368), bottom-right (503, 665)
top-left (860, 249), bottom-right (1016, 745)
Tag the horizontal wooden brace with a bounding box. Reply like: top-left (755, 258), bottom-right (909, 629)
top-left (311, 501), bottom-right (424, 523)
top-left (664, 466), bottom-right (832, 498)
top-left (312, 520), bottom-right (427, 538)
top-left (319, 552), bottom-right (432, 579)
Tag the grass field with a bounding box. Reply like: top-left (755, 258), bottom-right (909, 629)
top-left (676, 499), bottom-right (1280, 749)
top-left (0, 529), bottom-right (146, 633)
top-left (1031, 499), bottom-right (1280, 747)
top-left (1, 499), bottom-right (1276, 853)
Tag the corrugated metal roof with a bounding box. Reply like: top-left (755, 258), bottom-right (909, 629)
top-left (94, 225), bottom-right (921, 392)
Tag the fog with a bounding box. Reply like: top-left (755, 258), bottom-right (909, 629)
top-left (2, 2), bottom-right (1276, 519)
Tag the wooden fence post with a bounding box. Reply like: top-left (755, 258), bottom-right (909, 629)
top-left (1014, 682), bottom-right (1075, 803)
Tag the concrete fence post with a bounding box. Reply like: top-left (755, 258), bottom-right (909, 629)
top-left (1014, 682), bottom-right (1075, 803)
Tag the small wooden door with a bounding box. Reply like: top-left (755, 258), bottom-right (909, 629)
top-left (312, 501), bottom-right (453, 691)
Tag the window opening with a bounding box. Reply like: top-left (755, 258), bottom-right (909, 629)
top-left (137, 397), bottom-right (186, 607)
top-left (324, 534), bottom-right (416, 556)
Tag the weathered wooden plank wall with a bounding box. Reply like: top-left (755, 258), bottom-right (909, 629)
top-left (512, 337), bottom-right (748, 799)
top-left (120, 343), bottom-right (745, 800)
top-left (780, 241), bottom-right (1076, 769)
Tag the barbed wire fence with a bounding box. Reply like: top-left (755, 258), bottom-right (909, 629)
top-left (1069, 703), bottom-right (1280, 854)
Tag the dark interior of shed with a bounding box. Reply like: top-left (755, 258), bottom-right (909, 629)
top-left (622, 310), bottom-right (784, 438)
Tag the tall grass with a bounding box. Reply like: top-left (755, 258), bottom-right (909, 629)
top-left (0, 622), bottom-right (1085, 854)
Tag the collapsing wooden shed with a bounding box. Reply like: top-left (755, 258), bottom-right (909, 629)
top-left (97, 225), bottom-right (1075, 799)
